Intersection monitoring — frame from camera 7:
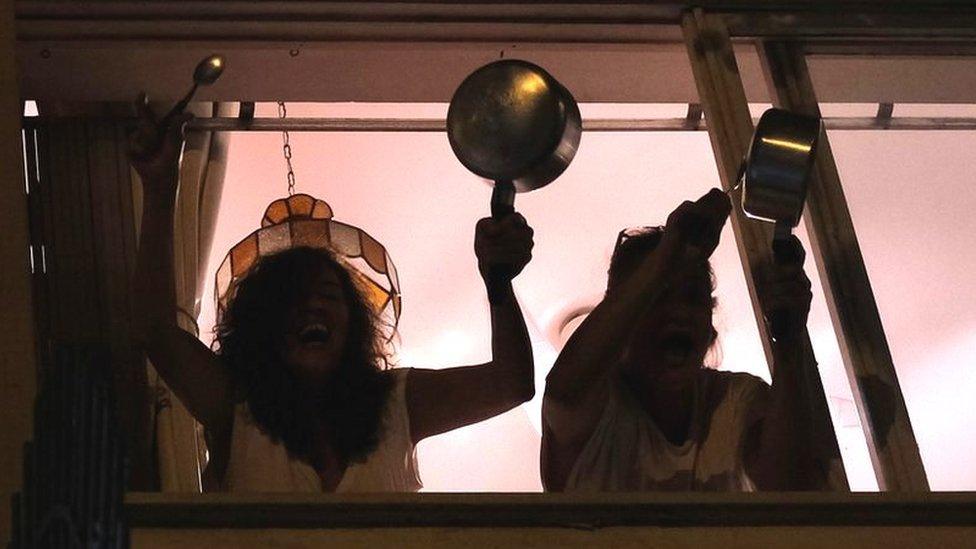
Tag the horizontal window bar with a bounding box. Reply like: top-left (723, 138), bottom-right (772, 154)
top-left (186, 116), bottom-right (976, 132)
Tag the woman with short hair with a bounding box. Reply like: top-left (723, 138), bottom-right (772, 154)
top-left (542, 189), bottom-right (823, 492)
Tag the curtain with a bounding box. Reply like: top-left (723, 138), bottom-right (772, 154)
top-left (28, 106), bottom-right (154, 489)
top-left (147, 101), bottom-right (234, 492)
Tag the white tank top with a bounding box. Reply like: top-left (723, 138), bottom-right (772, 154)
top-left (566, 369), bottom-right (768, 492)
top-left (222, 368), bottom-right (422, 492)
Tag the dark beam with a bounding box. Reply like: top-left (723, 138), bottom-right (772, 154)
top-left (125, 492), bottom-right (976, 529)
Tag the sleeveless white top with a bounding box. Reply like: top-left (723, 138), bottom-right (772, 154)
top-left (566, 369), bottom-right (768, 492)
top-left (222, 368), bottom-right (422, 492)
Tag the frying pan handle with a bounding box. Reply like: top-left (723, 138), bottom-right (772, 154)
top-left (486, 181), bottom-right (517, 306)
top-left (490, 181), bottom-right (516, 219)
top-left (768, 221), bottom-right (802, 341)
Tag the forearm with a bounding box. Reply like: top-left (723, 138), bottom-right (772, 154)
top-left (487, 282), bottom-right (534, 402)
top-left (130, 176), bottom-right (233, 430)
top-left (755, 334), bottom-right (821, 490)
top-left (545, 248), bottom-right (676, 405)
top-left (133, 184), bottom-right (179, 343)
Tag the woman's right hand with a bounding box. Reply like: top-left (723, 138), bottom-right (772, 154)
top-left (660, 188), bottom-right (731, 259)
top-left (127, 93), bottom-right (193, 198)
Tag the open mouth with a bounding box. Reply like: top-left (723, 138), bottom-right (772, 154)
top-left (298, 323), bottom-right (332, 346)
top-left (659, 331), bottom-right (696, 365)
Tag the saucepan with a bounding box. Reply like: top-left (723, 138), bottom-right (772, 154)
top-left (739, 107), bottom-right (822, 338)
top-left (740, 107), bottom-right (822, 238)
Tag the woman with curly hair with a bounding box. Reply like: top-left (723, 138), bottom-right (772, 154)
top-left (130, 100), bottom-right (535, 492)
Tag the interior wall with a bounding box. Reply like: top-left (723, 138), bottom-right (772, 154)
top-left (0, 0), bottom-right (36, 542)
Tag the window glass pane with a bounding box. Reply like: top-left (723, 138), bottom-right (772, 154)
top-left (256, 222), bottom-right (291, 255)
top-left (794, 223), bottom-right (879, 491)
top-left (289, 193), bottom-right (315, 217)
top-left (328, 222), bottom-right (363, 258)
top-left (229, 234), bottom-right (258, 277)
top-left (814, 126), bottom-right (976, 491)
top-left (818, 103), bottom-right (879, 118)
top-left (894, 104), bottom-right (976, 117)
top-left (290, 219), bottom-right (327, 249)
top-left (811, 57), bottom-right (976, 490)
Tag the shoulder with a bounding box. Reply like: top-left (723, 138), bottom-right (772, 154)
top-left (387, 366), bottom-right (412, 379)
top-left (375, 367), bottom-right (417, 452)
top-left (702, 369), bottom-right (770, 407)
top-left (704, 369), bottom-right (769, 389)
top-left (380, 367), bottom-right (413, 411)
top-left (385, 366), bottom-right (412, 388)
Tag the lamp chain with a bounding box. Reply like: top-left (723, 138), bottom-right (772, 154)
top-left (278, 101), bottom-right (296, 196)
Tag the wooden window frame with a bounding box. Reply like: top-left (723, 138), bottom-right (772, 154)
top-left (10, 1), bottom-right (976, 502)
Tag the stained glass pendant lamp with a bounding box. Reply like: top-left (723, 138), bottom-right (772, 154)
top-left (214, 103), bottom-right (401, 332)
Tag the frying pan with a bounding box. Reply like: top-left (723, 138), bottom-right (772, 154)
top-left (447, 60), bottom-right (581, 303)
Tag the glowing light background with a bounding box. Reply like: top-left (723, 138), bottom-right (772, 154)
top-left (196, 101), bottom-right (975, 492)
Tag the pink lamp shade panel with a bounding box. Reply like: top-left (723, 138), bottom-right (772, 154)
top-left (214, 193), bottom-right (402, 332)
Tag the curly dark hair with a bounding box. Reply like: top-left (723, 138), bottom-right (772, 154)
top-left (213, 246), bottom-right (394, 465)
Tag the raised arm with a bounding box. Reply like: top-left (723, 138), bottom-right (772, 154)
top-left (542, 189), bottom-right (731, 491)
top-left (129, 96), bottom-right (233, 437)
top-left (406, 214), bottom-right (535, 443)
top-left (744, 236), bottom-right (825, 490)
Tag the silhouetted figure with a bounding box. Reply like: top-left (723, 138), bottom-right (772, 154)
top-left (129, 97), bottom-right (535, 492)
top-left (543, 189), bottom-right (822, 491)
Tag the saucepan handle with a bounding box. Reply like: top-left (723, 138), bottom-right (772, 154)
top-left (768, 221), bottom-right (803, 341)
top-left (486, 181), bottom-right (517, 305)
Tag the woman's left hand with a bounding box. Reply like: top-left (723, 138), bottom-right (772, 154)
top-left (760, 236), bottom-right (813, 339)
top-left (474, 213), bottom-right (535, 285)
